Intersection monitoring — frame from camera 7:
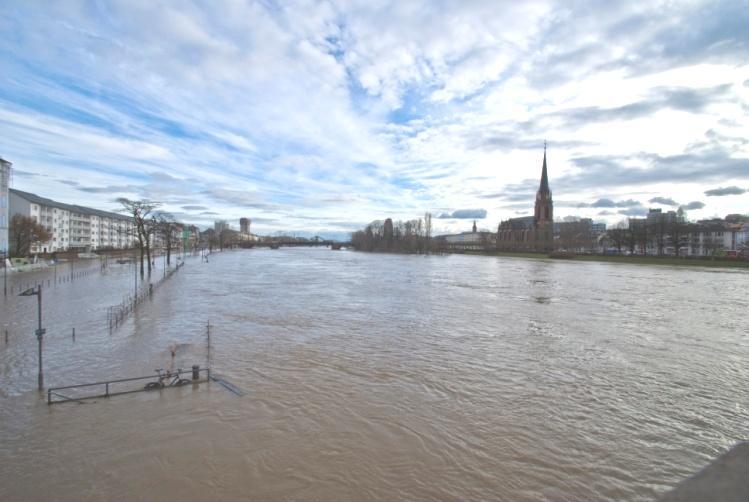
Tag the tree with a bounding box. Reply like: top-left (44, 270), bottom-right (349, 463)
top-left (9, 214), bottom-right (52, 257)
top-left (625, 222), bottom-right (637, 255)
top-left (156, 213), bottom-right (179, 266)
top-left (219, 228), bottom-right (235, 250)
top-left (653, 218), bottom-right (668, 256)
top-left (383, 218), bottom-right (394, 249)
top-left (668, 220), bottom-right (690, 257)
top-left (606, 222), bottom-right (627, 254)
top-left (118, 198), bottom-right (160, 277)
top-left (634, 223), bottom-right (649, 255)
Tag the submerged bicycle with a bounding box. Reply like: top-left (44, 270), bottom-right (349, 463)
top-left (144, 368), bottom-right (192, 390)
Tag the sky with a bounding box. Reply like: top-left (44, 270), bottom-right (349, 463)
top-left (1, 0), bottom-right (748, 239)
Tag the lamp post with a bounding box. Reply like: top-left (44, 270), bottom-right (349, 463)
top-left (134, 250), bottom-right (138, 306)
top-left (20, 285), bottom-right (45, 391)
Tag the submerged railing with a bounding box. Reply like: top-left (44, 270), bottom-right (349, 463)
top-left (47, 365), bottom-right (210, 405)
top-left (107, 260), bottom-right (185, 331)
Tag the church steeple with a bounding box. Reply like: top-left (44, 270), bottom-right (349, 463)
top-left (539, 140), bottom-right (550, 194)
top-left (534, 142), bottom-right (553, 226)
top-left (472, 220), bottom-right (477, 233)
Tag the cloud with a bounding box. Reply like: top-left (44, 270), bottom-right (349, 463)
top-left (704, 186), bottom-right (746, 196)
top-left (78, 185), bottom-right (139, 194)
top-left (181, 205), bottom-right (208, 211)
top-left (9, 169), bottom-right (41, 178)
top-left (552, 84), bottom-right (733, 128)
top-left (681, 201), bottom-right (705, 210)
top-left (582, 198), bottom-right (642, 208)
top-left (562, 147), bottom-right (749, 191)
top-left (618, 207), bottom-right (648, 216)
top-left (437, 209), bottom-right (487, 219)
top-left (648, 197), bottom-right (678, 206)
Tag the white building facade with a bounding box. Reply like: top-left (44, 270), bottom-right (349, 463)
top-left (9, 188), bottom-right (135, 253)
top-left (0, 158), bottom-right (10, 257)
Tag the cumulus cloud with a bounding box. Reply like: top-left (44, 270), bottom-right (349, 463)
top-left (437, 209), bottom-right (487, 219)
top-left (681, 201), bottom-right (706, 210)
top-left (553, 84), bottom-right (733, 128)
top-left (581, 198), bottom-right (642, 208)
top-left (704, 186), bottom-right (746, 196)
top-left (618, 207), bottom-right (648, 216)
top-left (648, 197), bottom-right (679, 206)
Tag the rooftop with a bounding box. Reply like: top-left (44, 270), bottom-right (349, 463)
top-left (10, 188), bottom-right (132, 221)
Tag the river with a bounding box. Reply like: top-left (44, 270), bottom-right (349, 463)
top-left (1, 248), bottom-right (748, 500)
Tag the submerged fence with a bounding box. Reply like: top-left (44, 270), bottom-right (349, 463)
top-left (107, 260), bottom-right (185, 331)
top-left (47, 365), bottom-right (210, 404)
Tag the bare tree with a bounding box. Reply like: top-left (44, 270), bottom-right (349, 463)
top-left (668, 219), bottom-right (690, 257)
top-left (219, 228), bottom-right (236, 250)
top-left (634, 223), bottom-right (649, 255)
top-left (424, 212), bottom-right (432, 240)
top-left (653, 218), bottom-right (668, 256)
top-left (606, 222), bottom-right (627, 254)
top-left (625, 220), bottom-right (637, 255)
top-left (156, 212), bottom-right (179, 266)
top-left (118, 198), bottom-right (160, 276)
top-left (9, 214), bottom-right (52, 257)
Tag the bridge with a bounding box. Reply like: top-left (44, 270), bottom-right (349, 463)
top-left (237, 240), bottom-right (351, 249)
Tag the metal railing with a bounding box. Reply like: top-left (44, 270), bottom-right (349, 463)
top-left (107, 260), bottom-right (185, 330)
top-left (47, 365), bottom-right (210, 405)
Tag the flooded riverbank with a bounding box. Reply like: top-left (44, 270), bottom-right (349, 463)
top-left (1, 248), bottom-right (748, 500)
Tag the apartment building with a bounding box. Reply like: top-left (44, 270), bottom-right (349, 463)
top-left (9, 188), bottom-right (135, 253)
top-left (0, 158), bottom-right (10, 257)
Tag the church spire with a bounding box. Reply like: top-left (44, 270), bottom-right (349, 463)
top-left (539, 140), bottom-right (549, 194)
top-left (534, 142), bottom-right (553, 228)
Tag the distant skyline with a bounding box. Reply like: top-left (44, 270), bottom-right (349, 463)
top-left (1, 1), bottom-right (748, 238)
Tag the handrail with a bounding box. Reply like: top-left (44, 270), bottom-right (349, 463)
top-left (47, 368), bottom-right (208, 391)
top-left (47, 367), bottom-right (211, 404)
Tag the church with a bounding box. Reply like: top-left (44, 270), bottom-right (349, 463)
top-left (496, 147), bottom-right (554, 251)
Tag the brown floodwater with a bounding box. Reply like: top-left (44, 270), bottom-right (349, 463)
top-left (1, 248), bottom-right (748, 500)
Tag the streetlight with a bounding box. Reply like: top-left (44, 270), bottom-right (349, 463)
top-left (20, 284), bottom-right (45, 391)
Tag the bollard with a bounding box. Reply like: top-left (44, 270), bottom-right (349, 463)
top-left (4, 329), bottom-right (7, 344)
top-left (72, 327), bottom-right (75, 342)
top-left (192, 365), bottom-right (200, 380)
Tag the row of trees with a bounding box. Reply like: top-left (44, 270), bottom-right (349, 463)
top-left (605, 218), bottom-right (716, 257)
top-left (117, 198), bottom-right (186, 276)
top-left (351, 213), bottom-right (433, 253)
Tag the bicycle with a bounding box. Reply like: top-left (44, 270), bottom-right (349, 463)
top-left (144, 368), bottom-right (192, 390)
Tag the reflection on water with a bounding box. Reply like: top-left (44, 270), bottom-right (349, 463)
top-left (1, 249), bottom-right (748, 500)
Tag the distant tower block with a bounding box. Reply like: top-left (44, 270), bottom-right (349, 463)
top-left (240, 218), bottom-right (251, 234)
